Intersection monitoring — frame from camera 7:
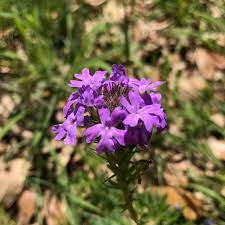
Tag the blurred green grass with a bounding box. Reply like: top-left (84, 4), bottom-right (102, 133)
top-left (0, 0), bottom-right (225, 224)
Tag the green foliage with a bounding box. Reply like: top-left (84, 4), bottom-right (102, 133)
top-left (136, 193), bottom-right (193, 225)
top-left (89, 211), bottom-right (131, 225)
top-left (190, 173), bottom-right (225, 224)
top-left (0, 0), bottom-right (225, 224)
top-left (0, 208), bottom-right (15, 225)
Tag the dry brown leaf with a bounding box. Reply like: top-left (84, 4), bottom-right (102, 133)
top-left (207, 137), bottom-right (225, 161)
top-left (21, 130), bottom-right (33, 141)
top-left (103, 0), bottom-right (124, 23)
top-left (42, 191), bottom-right (67, 225)
top-left (189, 48), bottom-right (225, 80)
top-left (169, 123), bottom-right (183, 137)
top-left (216, 34), bottom-right (225, 47)
top-left (134, 20), bottom-right (169, 41)
top-left (221, 187), bottom-right (225, 197)
top-left (0, 66), bottom-right (10, 73)
top-left (0, 95), bottom-right (15, 120)
top-left (0, 143), bottom-right (7, 154)
top-left (171, 153), bottom-right (184, 162)
top-left (146, 67), bottom-right (161, 82)
top-left (17, 44), bottom-right (28, 62)
top-left (17, 190), bottom-right (36, 225)
top-left (164, 161), bottom-right (201, 187)
top-left (209, 4), bottom-right (223, 18)
top-left (178, 70), bottom-right (207, 100)
top-left (0, 158), bottom-right (30, 208)
top-left (210, 113), bottom-right (225, 128)
top-left (133, 20), bottom-right (168, 49)
top-left (59, 145), bottom-right (73, 166)
top-left (167, 53), bottom-right (186, 91)
top-left (164, 164), bottom-right (188, 187)
top-left (84, 0), bottom-right (105, 7)
top-left (212, 53), bottom-right (225, 69)
top-left (0, 28), bottom-right (11, 38)
top-left (148, 20), bottom-right (169, 32)
top-left (151, 186), bottom-right (203, 220)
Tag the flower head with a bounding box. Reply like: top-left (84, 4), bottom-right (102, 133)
top-left (52, 65), bottom-right (167, 154)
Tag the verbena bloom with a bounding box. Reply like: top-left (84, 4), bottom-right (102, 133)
top-left (85, 107), bottom-right (126, 154)
top-left (52, 64), bottom-right (167, 154)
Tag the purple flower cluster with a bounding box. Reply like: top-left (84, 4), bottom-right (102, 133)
top-left (52, 65), bottom-right (167, 154)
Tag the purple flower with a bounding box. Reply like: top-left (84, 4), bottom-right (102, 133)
top-left (69, 68), bottom-right (106, 90)
top-left (129, 78), bottom-right (165, 94)
top-left (52, 113), bottom-right (77, 145)
top-left (142, 92), bottom-right (162, 105)
top-left (63, 92), bottom-right (79, 117)
top-left (156, 111), bottom-right (167, 133)
top-left (52, 64), bottom-right (167, 154)
top-left (110, 64), bottom-right (128, 84)
top-left (52, 106), bottom-right (85, 145)
top-left (121, 91), bottom-right (164, 132)
top-left (110, 106), bottom-right (127, 125)
top-left (125, 125), bottom-right (151, 148)
top-left (85, 107), bottom-right (126, 154)
top-left (78, 86), bottom-right (104, 107)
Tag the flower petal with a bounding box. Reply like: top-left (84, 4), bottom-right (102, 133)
top-left (93, 70), bottom-right (106, 81)
top-left (98, 107), bottom-right (111, 124)
top-left (74, 68), bottom-right (91, 81)
top-left (96, 134), bottom-right (115, 154)
top-left (111, 127), bottom-right (126, 146)
top-left (140, 78), bottom-right (150, 86)
top-left (128, 91), bottom-right (144, 110)
top-left (150, 93), bottom-right (162, 104)
top-left (157, 112), bottom-right (167, 133)
top-left (111, 107), bottom-right (127, 125)
top-left (81, 68), bottom-right (91, 80)
top-left (147, 81), bottom-right (165, 91)
top-left (69, 80), bottom-right (83, 88)
top-left (84, 124), bottom-right (104, 143)
top-left (140, 113), bottom-right (158, 132)
top-left (95, 95), bottom-right (104, 106)
top-left (124, 127), bottom-right (139, 145)
top-left (110, 64), bottom-right (127, 81)
top-left (129, 78), bottom-right (139, 87)
top-left (139, 104), bottom-right (162, 115)
top-left (63, 93), bottom-right (78, 117)
top-left (123, 113), bottom-right (139, 127)
top-left (120, 96), bottom-right (134, 113)
top-left (64, 124), bottom-right (77, 145)
top-left (52, 125), bottom-right (66, 141)
top-left (74, 72), bottom-right (82, 79)
top-left (75, 105), bottom-right (86, 126)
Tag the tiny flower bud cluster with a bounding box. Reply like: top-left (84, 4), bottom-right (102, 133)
top-left (52, 64), bottom-right (167, 154)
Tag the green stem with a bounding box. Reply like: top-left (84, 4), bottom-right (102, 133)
top-left (106, 149), bottom-right (140, 224)
top-left (128, 202), bottom-right (139, 224)
top-left (122, 187), bottom-right (139, 224)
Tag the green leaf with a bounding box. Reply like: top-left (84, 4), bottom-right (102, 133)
top-left (189, 183), bottom-right (225, 206)
top-left (0, 111), bottom-right (25, 140)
